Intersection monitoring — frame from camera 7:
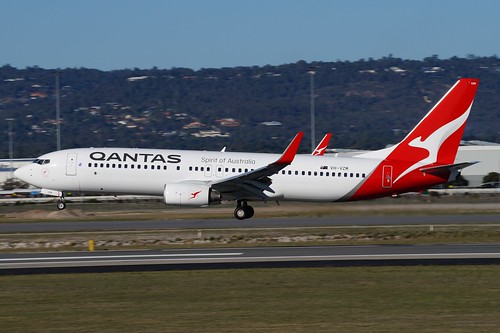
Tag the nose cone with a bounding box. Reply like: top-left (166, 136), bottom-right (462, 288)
top-left (14, 165), bottom-right (31, 183)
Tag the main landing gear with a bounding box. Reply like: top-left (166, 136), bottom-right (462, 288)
top-left (234, 200), bottom-right (254, 220)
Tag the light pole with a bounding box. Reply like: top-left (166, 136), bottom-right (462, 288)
top-left (308, 69), bottom-right (316, 152)
top-left (6, 118), bottom-right (14, 178)
top-left (55, 71), bottom-right (61, 151)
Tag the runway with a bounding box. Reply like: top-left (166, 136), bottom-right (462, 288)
top-left (1, 243), bottom-right (499, 274)
top-left (3, 214), bottom-right (500, 233)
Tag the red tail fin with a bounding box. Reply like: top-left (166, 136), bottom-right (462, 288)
top-left (388, 79), bottom-right (479, 164)
top-left (312, 133), bottom-right (332, 156)
top-left (350, 79), bottom-right (479, 200)
top-left (387, 78), bottom-right (479, 183)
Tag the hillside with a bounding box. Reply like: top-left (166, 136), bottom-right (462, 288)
top-left (1, 56), bottom-right (499, 158)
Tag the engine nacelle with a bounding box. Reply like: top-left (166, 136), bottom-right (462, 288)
top-left (164, 183), bottom-right (221, 206)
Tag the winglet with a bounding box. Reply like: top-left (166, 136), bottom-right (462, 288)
top-left (312, 133), bottom-right (332, 156)
top-left (275, 132), bottom-right (304, 165)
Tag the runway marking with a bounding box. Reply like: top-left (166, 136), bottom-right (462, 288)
top-left (2, 252), bottom-right (500, 264)
top-left (0, 252), bottom-right (243, 262)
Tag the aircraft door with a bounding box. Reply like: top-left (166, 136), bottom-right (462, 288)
top-left (66, 153), bottom-right (78, 176)
top-left (382, 165), bottom-right (393, 189)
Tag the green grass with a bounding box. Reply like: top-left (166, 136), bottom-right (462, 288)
top-left (1, 266), bottom-right (499, 332)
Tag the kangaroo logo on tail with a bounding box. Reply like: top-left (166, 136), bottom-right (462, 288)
top-left (350, 78), bottom-right (479, 200)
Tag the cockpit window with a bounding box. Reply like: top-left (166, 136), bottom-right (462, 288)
top-left (33, 159), bottom-right (50, 165)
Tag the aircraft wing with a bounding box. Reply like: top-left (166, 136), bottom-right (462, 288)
top-left (210, 132), bottom-right (304, 200)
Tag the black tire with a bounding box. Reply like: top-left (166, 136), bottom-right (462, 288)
top-left (245, 205), bottom-right (254, 219)
top-left (234, 207), bottom-right (247, 220)
top-left (57, 201), bottom-right (66, 210)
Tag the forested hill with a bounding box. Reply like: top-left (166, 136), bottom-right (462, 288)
top-left (1, 56), bottom-right (499, 158)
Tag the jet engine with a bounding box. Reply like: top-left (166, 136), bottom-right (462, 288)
top-left (164, 183), bottom-right (221, 206)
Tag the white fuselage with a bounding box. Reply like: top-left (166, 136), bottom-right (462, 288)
top-left (16, 147), bottom-right (381, 202)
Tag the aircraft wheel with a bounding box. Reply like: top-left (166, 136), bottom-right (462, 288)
top-left (245, 205), bottom-right (254, 219)
top-left (57, 200), bottom-right (66, 210)
top-left (234, 207), bottom-right (247, 220)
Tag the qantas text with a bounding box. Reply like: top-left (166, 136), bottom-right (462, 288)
top-left (90, 152), bottom-right (181, 164)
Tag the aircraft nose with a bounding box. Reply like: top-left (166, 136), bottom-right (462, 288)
top-left (14, 165), bottom-right (31, 183)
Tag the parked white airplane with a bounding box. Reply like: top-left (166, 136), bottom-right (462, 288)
top-left (15, 78), bottom-right (479, 219)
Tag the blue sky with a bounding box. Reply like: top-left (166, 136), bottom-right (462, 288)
top-left (1, 0), bottom-right (499, 70)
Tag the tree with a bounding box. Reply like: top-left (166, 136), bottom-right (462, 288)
top-left (1, 177), bottom-right (30, 191)
top-left (482, 172), bottom-right (499, 186)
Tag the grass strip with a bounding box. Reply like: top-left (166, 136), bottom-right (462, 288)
top-left (1, 225), bottom-right (500, 252)
top-left (1, 266), bottom-right (499, 332)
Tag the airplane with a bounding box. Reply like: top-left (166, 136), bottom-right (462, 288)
top-left (14, 78), bottom-right (479, 220)
top-left (312, 133), bottom-right (332, 156)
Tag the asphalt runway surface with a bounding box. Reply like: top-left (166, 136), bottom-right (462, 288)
top-left (2, 214), bottom-right (500, 233)
top-left (1, 243), bottom-right (499, 275)
top-left (2, 215), bottom-right (499, 274)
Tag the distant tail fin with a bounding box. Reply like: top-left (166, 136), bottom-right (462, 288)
top-left (312, 133), bottom-right (332, 156)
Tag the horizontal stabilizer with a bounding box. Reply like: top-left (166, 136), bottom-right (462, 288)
top-left (419, 161), bottom-right (479, 175)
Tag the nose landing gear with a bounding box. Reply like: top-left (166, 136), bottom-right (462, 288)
top-left (234, 200), bottom-right (254, 220)
top-left (57, 197), bottom-right (66, 210)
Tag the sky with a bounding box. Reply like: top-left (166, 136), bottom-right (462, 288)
top-left (1, 0), bottom-right (499, 71)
